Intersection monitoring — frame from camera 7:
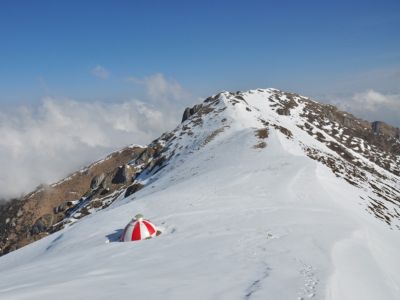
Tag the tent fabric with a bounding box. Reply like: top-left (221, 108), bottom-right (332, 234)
top-left (120, 216), bottom-right (157, 242)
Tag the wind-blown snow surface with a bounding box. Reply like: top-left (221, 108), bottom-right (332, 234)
top-left (1, 89), bottom-right (400, 299)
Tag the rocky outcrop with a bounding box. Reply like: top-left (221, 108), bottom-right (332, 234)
top-left (299, 98), bottom-right (400, 171)
top-left (0, 145), bottom-right (146, 256)
top-left (372, 121), bottom-right (400, 139)
top-left (31, 214), bottom-right (53, 235)
top-left (182, 104), bottom-right (202, 123)
top-left (125, 183), bottom-right (144, 198)
top-left (0, 135), bottom-right (176, 257)
top-left (111, 165), bottom-right (134, 185)
top-left (90, 173), bottom-right (105, 190)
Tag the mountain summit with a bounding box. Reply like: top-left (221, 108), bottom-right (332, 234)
top-left (0, 88), bottom-right (399, 299)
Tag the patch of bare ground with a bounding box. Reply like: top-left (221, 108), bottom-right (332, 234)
top-left (255, 128), bottom-right (269, 139)
top-left (253, 142), bottom-right (267, 149)
top-left (202, 127), bottom-right (228, 147)
top-left (253, 128), bottom-right (269, 149)
top-left (273, 125), bottom-right (293, 139)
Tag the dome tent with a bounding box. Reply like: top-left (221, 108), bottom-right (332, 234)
top-left (120, 214), bottom-right (158, 242)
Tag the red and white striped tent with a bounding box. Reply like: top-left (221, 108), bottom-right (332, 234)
top-left (120, 214), bottom-right (157, 242)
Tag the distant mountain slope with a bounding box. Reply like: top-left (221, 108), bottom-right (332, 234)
top-left (0, 88), bottom-right (399, 299)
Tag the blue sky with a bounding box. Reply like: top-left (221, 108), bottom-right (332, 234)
top-left (0, 0), bottom-right (399, 105)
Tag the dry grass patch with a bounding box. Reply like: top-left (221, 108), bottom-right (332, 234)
top-left (255, 128), bottom-right (269, 139)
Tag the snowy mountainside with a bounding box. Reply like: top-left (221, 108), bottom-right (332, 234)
top-left (0, 88), bottom-right (400, 299)
top-left (138, 88), bottom-right (400, 227)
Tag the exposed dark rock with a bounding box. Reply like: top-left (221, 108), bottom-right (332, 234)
top-left (111, 165), bottom-right (131, 184)
top-left (31, 214), bottom-right (53, 235)
top-left (136, 147), bottom-right (159, 165)
top-left (273, 125), bottom-right (293, 139)
top-left (125, 183), bottom-right (144, 198)
top-left (53, 203), bottom-right (66, 214)
top-left (90, 173), bottom-right (105, 190)
top-left (182, 104), bottom-right (202, 122)
top-left (100, 188), bottom-right (110, 196)
top-left (92, 201), bottom-right (103, 209)
top-left (371, 121), bottom-right (400, 139)
top-left (275, 93), bottom-right (298, 116)
top-left (253, 142), bottom-right (267, 149)
top-left (371, 121), bottom-right (381, 134)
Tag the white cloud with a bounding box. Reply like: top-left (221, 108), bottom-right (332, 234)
top-left (331, 89), bottom-right (400, 126)
top-left (91, 65), bottom-right (110, 79)
top-left (351, 90), bottom-right (400, 112)
top-left (0, 96), bottom-right (182, 200)
top-left (127, 73), bottom-right (190, 105)
top-left (0, 73), bottom-right (200, 200)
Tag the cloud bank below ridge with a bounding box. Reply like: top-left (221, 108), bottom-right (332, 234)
top-left (0, 74), bottom-right (195, 200)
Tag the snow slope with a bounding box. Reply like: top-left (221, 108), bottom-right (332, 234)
top-left (0, 89), bottom-right (399, 300)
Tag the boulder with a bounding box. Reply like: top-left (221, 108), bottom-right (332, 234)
top-left (31, 214), bottom-right (54, 235)
top-left (372, 121), bottom-right (381, 134)
top-left (124, 183), bottom-right (144, 198)
top-left (111, 165), bottom-right (133, 185)
top-left (90, 173), bottom-right (105, 190)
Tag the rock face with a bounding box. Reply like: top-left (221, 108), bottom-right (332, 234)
top-left (31, 214), bottom-right (53, 235)
top-left (181, 104), bottom-right (202, 122)
top-left (90, 173), bottom-right (105, 190)
top-left (372, 121), bottom-right (400, 139)
top-left (111, 165), bottom-right (133, 185)
top-left (1, 88), bottom-right (399, 256)
top-left (124, 183), bottom-right (144, 198)
top-left (0, 145), bottom-right (151, 256)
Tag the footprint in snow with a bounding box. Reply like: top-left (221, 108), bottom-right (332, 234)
top-left (296, 260), bottom-right (318, 299)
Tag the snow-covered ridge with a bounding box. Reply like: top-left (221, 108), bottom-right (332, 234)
top-left (0, 88), bottom-right (399, 299)
top-left (134, 88), bottom-right (399, 227)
